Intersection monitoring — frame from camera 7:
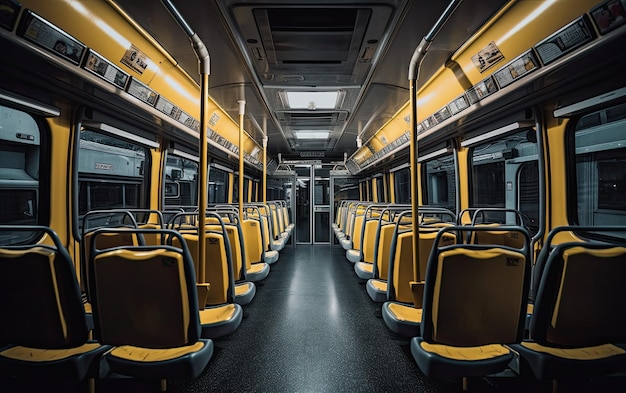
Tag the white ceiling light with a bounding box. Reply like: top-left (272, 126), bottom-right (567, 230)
top-left (285, 91), bottom-right (339, 110)
top-left (293, 130), bottom-right (330, 139)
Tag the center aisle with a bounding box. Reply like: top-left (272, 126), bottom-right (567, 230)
top-left (176, 244), bottom-right (441, 392)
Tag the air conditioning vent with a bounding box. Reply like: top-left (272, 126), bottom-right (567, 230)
top-left (232, 4), bottom-right (391, 85)
top-left (276, 110), bottom-right (349, 127)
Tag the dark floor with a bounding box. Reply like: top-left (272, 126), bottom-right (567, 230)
top-left (5, 244), bottom-right (626, 392)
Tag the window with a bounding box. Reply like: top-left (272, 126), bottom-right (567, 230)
top-left (209, 166), bottom-right (229, 204)
top-left (0, 105), bottom-right (44, 244)
top-left (469, 129), bottom-right (539, 228)
top-left (78, 130), bottom-right (148, 216)
top-left (422, 154), bottom-right (456, 212)
top-left (573, 102), bottom-right (626, 235)
top-left (394, 167), bottom-right (410, 204)
top-left (164, 155), bottom-right (198, 209)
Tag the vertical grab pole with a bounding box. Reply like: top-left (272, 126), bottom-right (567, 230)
top-left (408, 0), bottom-right (463, 287)
top-left (262, 116), bottom-right (268, 204)
top-left (409, 75), bottom-right (420, 284)
top-left (198, 72), bottom-right (210, 283)
top-left (161, 0), bottom-right (210, 283)
top-left (238, 100), bottom-right (246, 219)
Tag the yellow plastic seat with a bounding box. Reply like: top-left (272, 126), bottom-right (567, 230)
top-left (410, 225), bottom-right (531, 387)
top-left (88, 228), bottom-right (214, 388)
top-left (512, 226), bottom-right (626, 384)
top-left (350, 207), bottom-right (381, 266)
top-left (0, 226), bottom-right (109, 387)
top-left (365, 222), bottom-right (398, 302)
top-left (243, 206), bottom-right (279, 264)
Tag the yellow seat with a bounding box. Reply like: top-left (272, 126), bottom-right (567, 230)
top-left (410, 225), bottom-right (531, 388)
top-left (88, 228), bottom-right (214, 389)
top-left (0, 226), bottom-right (109, 388)
top-left (512, 225), bottom-right (626, 384)
top-left (243, 206), bottom-right (279, 264)
top-left (382, 223), bottom-right (456, 337)
top-left (350, 205), bottom-right (383, 266)
top-left (366, 221), bottom-right (400, 302)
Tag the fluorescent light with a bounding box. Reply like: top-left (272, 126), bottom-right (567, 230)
top-left (286, 91), bottom-right (338, 109)
top-left (294, 131), bottom-right (330, 139)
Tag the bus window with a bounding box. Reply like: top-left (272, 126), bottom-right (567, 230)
top-left (164, 155), bottom-right (198, 209)
top-left (78, 130), bottom-right (148, 216)
top-left (573, 102), bottom-right (626, 235)
top-left (422, 153), bottom-right (456, 212)
top-left (0, 105), bottom-right (43, 243)
top-left (209, 166), bottom-right (229, 204)
top-left (469, 129), bottom-right (539, 228)
top-left (394, 166), bottom-right (410, 204)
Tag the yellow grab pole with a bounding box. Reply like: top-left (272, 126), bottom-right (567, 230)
top-left (238, 100), bottom-right (246, 219)
top-left (409, 77), bottom-right (420, 283)
top-left (263, 134), bottom-right (268, 204)
top-left (160, 0), bottom-right (214, 285)
top-left (407, 0), bottom-right (463, 284)
top-left (198, 73), bottom-right (209, 283)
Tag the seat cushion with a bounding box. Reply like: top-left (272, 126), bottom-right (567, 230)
top-left (235, 282), bottom-right (256, 306)
top-left (354, 262), bottom-right (374, 280)
top-left (199, 304), bottom-right (243, 339)
top-left (366, 279), bottom-right (388, 302)
top-left (346, 249), bottom-right (361, 263)
top-left (511, 342), bottom-right (626, 380)
top-left (382, 302), bottom-right (421, 337)
top-left (0, 342), bottom-right (109, 380)
top-left (411, 337), bottom-right (514, 378)
top-left (105, 339), bottom-right (214, 379)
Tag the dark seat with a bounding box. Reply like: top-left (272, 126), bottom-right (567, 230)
top-left (0, 225), bottom-right (109, 388)
top-left (88, 228), bottom-right (214, 390)
top-left (512, 226), bottom-right (626, 386)
top-left (382, 223), bottom-right (456, 337)
top-left (410, 225), bottom-right (531, 389)
top-left (167, 212), bottom-right (243, 338)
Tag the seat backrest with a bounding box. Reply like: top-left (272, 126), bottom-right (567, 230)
top-left (415, 227), bottom-right (456, 284)
top-left (281, 201), bottom-right (291, 228)
top-left (272, 202), bottom-right (286, 234)
top-left (421, 225), bottom-right (531, 347)
top-left (81, 209), bottom-right (141, 294)
top-left (89, 228), bottom-right (201, 348)
top-left (361, 219), bottom-right (379, 263)
top-left (470, 224), bottom-right (526, 249)
top-left (260, 215), bottom-right (272, 250)
top-left (389, 231), bottom-right (414, 303)
top-left (375, 223), bottom-right (396, 280)
top-left (268, 203), bottom-right (281, 240)
top-left (225, 224), bottom-right (245, 280)
top-left (0, 226), bottom-right (89, 348)
top-left (531, 242), bottom-right (626, 347)
top-left (242, 219), bottom-right (263, 267)
top-left (174, 231), bottom-right (231, 306)
top-left (351, 215), bottom-right (365, 251)
top-left (128, 209), bottom-right (164, 245)
top-left (344, 207), bottom-right (356, 239)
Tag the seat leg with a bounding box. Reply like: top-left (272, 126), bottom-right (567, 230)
top-left (161, 378), bottom-right (167, 392)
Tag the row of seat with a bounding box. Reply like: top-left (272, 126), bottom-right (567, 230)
top-left (334, 201), bottom-right (626, 390)
top-left (0, 201), bottom-right (294, 391)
